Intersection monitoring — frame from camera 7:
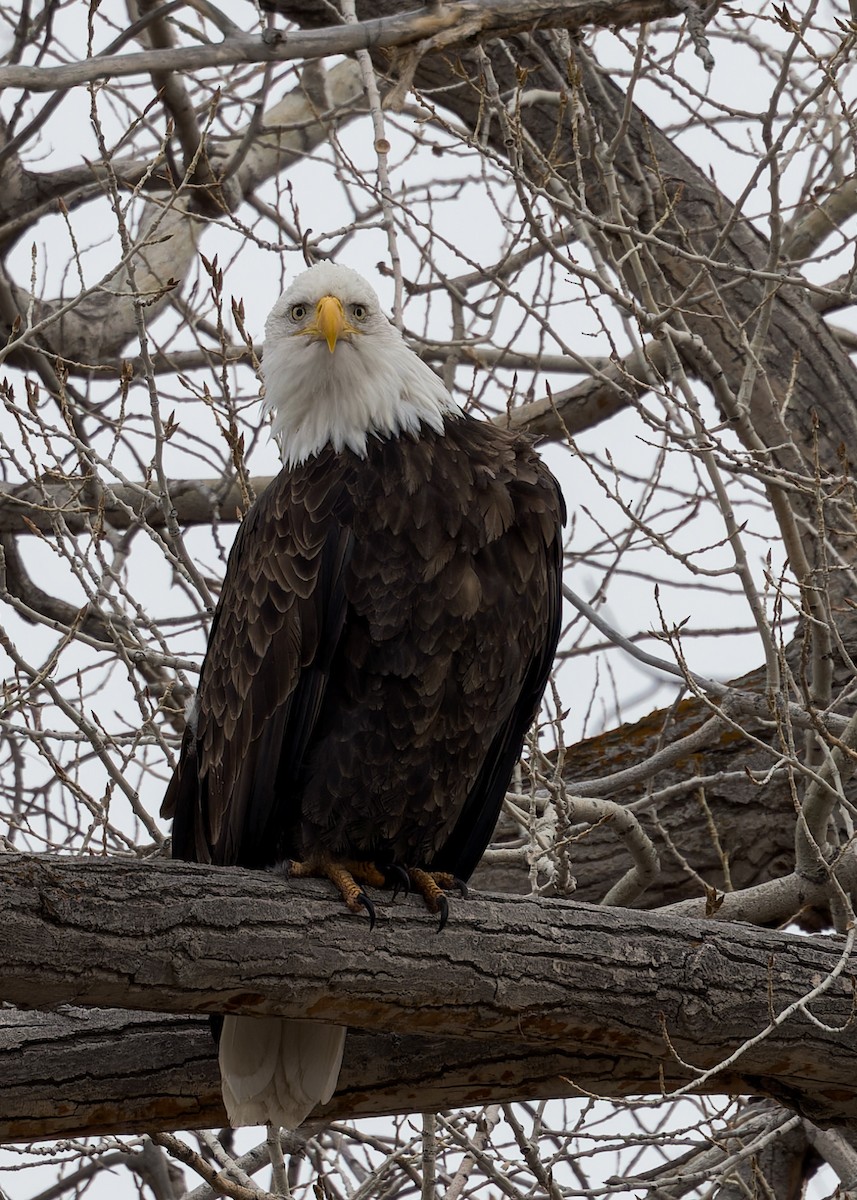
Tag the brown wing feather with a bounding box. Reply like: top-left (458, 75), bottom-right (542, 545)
top-left (163, 448), bottom-right (354, 868)
top-left (421, 423), bottom-right (565, 879)
top-left (432, 482), bottom-right (564, 879)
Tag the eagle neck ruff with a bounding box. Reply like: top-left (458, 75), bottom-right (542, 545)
top-left (262, 328), bottom-right (460, 468)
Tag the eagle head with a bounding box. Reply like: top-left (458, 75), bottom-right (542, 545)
top-left (261, 262), bottom-right (458, 467)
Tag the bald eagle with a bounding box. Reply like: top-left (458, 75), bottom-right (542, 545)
top-left (162, 261), bottom-right (565, 1129)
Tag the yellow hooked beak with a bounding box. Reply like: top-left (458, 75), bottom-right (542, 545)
top-left (313, 295), bottom-right (354, 353)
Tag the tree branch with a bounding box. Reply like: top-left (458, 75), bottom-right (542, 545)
top-left (0, 2), bottom-right (684, 94)
top-left (2, 854), bottom-right (857, 1139)
top-left (0, 475), bottom-right (269, 535)
top-left (0, 1006), bottom-right (794, 1144)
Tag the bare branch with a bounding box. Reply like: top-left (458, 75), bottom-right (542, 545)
top-left (0, 2), bottom-right (685, 93)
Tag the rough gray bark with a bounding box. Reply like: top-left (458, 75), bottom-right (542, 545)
top-left (2, 853), bottom-right (857, 1138)
top-left (0, 1008), bottom-right (790, 1142)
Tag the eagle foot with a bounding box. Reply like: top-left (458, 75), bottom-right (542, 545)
top-left (289, 857), bottom-right (386, 928)
top-left (407, 868), bottom-right (468, 932)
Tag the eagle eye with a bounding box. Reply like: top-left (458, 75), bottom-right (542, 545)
top-left (351, 304), bottom-right (368, 322)
top-left (289, 303), bottom-right (308, 322)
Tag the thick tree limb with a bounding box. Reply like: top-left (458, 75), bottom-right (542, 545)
top-left (2, 854), bottom-right (857, 1140)
top-left (0, 1006), bottom-right (836, 1146)
top-left (0, 475), bottom-right (266, 535)
top-left (0, 2), bottom-right (683, 94)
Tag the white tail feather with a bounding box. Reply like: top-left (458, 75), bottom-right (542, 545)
top-left (219, 1016), bottom-right (346, 1129)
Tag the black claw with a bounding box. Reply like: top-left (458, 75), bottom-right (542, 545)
top-left (436, 894), bottom-right (449, 933)
top-left (386, 863), bottom-right (411, 898)
top-left (356, 891), bottom-right (376, 930)
top-left (453, 877), bottom-right (469, 899)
